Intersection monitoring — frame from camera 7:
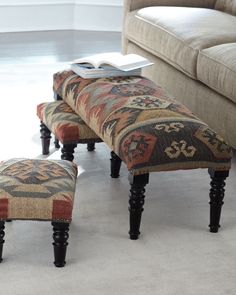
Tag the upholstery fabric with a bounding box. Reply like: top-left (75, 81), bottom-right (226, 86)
top-left (0, 159), bottom-right (78, 222)
top-left (125, 7), bottom-right (236, 78)
top-left (215, 0), bottom-right (236, 15)
top-left (126, 41), bottom-right (236, 148)
top-left (37, 101), bottom-right (101, 144)
top-left (122, 0), bottom-right (236, 151)
top-left (197, 43), bottom-right (236, 104)
top-left (53, 70), bottom-right (97, 100)
top-left (126, 0), bottom-right (217, 12)
top-left (53, 71), bottom-right (232, 175)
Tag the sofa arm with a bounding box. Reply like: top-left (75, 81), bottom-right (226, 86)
top-left (124, 0), bottom-right (217, 13)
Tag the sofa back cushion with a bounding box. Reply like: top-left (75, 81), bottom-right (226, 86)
top-left (215, 0), bottom-right (236, 15)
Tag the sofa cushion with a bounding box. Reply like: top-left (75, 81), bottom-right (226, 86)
top-left (215, 0), bottom-right (236, 15)
top-left (197, 43), bottom-right (236, 104)
top-left (125, 7), bottom-right (236, 78)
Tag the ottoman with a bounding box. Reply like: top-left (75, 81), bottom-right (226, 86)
top-left (53, 71), bottom-right (232, 239)
top-left (0, 158), bottom-right (77, 267)
top-left (37, 101), bottom-right (102, 161)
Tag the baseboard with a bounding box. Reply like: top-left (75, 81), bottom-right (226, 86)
top-left (0, 1), bottom-right (123, 32)
top-left (74, 3), bottom-right (123, 32)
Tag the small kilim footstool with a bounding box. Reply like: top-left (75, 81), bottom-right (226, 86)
top-left (0, 158), bottom-right (77, 267)
top-left (37, 101), bottom-right (102, 161)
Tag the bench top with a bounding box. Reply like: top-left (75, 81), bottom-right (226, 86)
top-left (37, 101), bottom-right (101, 144)
top-left (0, 158), bottom-right (77, 222)
top-left (53, 70), bottom-right (232, 175)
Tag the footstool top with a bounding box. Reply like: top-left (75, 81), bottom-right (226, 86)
top-left (37, 101), bottom-right (101, 144)
top-left (0, 158), bottom-right (77, 222)
top-left (53, 71), bottom-right (232, 174)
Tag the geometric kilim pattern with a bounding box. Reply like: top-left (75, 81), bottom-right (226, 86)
top-left (37, 101), bottom-right (102, 144)
top-left (0, 158), bottom-right (78, 222)
top-left (53, 70), bottom-right (232, 175)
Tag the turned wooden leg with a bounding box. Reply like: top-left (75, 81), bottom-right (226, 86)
top-left (110, 151), bottom-right (122, 178)
top-left (53, 93), bottom-right (62, 147)
top-left (52, 222), bottom-right (69, 267)
top-left (61, 144), bottom-right (77, 161)
top-left (54, 92), bottom-right (63, 101)
top-left (208, 169), bottom-right (229, 233)
top-left (87, 142), bottom-right (95, 152)
top-left (40, 121), bottom-right (51, 155)
top-left (0, 221), bottom-right (5, 263)
top-left (54, 137), bottom-right (60, 149)
top-left (128, 173), bottom-right (149, 240)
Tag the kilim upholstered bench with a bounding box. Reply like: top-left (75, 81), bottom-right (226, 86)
top-left (53, 70), bottom-right (232, 240)
top-left (0, 158), bottom-right (77, 267)
top-left (37, 101), bottom-right (102, 161)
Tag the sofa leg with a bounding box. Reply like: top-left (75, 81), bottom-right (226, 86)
top-left (0, 221), bottom-right (5, 263)
top-left (208, 169), bottom-right (229, 233)
top-left (110, 151), bottom-right (122, 178)
top-left (52, 222), bottom-right (69, 267)
top-left (61, 144), bottom-right (77, 161)
top-left (87, 142), bottom-right (95, 152)
top-left (128, 173), bottom-right (149, 240)
top-left (40, 121), bottom-right (51, 155)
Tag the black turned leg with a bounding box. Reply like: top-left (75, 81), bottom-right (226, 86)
top-left (208, 169), bottom-right (229, 233)
top-left (128, 173), bottom-right (149, 240)
top-left (54, 92), bottom-right (63, 101)
top-left (40, 121), bottom-right (51, 155)
top-left (54, 137), bottom-right (60, 149)
top-left (61, 144), bottom-right (77, 161)
top-left (110, 151), bottom-right (122, 178)
top-left (53, 93), bottom-right (62, 147)
top-left (52, 222), bottom-right (69, 267)
top-left (0, 221), bottom-right (5, 263)
top-left (87, 142), bottom-right (95, 152)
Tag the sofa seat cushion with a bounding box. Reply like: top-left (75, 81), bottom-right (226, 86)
top-left (215, 0), bottom-right (236, 16)
top-left (125, 6), bottom-right (236, 78)
top-left (197, 43), bottom-right (236, 104)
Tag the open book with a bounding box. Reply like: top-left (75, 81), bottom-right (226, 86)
top-left (71, 63), bottom-right (142, 79)
top-left (70, 52), bottom-right (153, 78)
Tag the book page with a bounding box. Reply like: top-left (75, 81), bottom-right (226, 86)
top-left (72, 52), bottom-right (122, 69)
top-left (72, 52), bottom-right (153, 71)
top-left (99, 54), bottom-right (152, 71)
top-left (71, 63), bottom-right (142, 78)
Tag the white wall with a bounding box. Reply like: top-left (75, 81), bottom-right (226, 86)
top-left (0, 0), bottom-right (123, 32)
top-left (74, 0), bottom-right (123, 31)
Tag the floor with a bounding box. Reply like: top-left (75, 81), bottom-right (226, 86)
top-left (0, 30), bottom-right (236, 295)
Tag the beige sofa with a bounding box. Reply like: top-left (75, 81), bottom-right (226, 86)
top-left (122, 0), bottom-right (236, 148)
